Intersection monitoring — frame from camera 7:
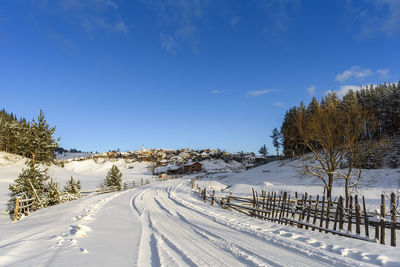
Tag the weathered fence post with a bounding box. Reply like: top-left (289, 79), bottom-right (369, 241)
top-left (390, 192), bottom-right (396, 247)
top-left (211, 190), bottom-right (215, 205)
top-left (13, 197), bottom-right (21, 221)
top-left (348, 195), bottom-right (353, 233)
top-left (339, 196), bottom-right (344, 231)
top-left (312, 195), bottom-right (319, 231)
top-left (380, 194), bottom-right (385, 245)
top-left (355, 195), bottom-right (361, 235)
top-left (279, 192), bottom-right (287, 223)
top-left (319, 196), bottom-right (325, 232)
top-left (305, 195), bottom-right (312, 229)
top-left (363, 196), bottom-right (369, 238)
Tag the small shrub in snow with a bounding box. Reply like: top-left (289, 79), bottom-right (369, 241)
top-left (64, 176), bottom-right (81, 195)
top-left (45, 179), bottom-right (62, 206)
top-left (104, 165), bottom-right (123, 190)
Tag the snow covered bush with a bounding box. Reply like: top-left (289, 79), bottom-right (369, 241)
top-left (64, 176), bottom-right (81, 195)
top-left (104, 164), bottom-right (123, 190)
top-left (8, 160), bottom-right (49, 212)
top-left (45, 179), bottom-right (62, 206)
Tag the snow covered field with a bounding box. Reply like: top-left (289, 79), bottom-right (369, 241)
top-left (1, 152), bottom-right (400, 266)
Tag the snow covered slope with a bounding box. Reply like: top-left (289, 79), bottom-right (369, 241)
top-left (2, 153), bottom-right (400, 266)
top-left (0, 152), bottom-right (155, 221)
top-left (1, 179), bottom-right (400, 266)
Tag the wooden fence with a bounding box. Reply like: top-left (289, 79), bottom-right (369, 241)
top-left (13, 179), bottom-right (151, 221)
top-left (195, 186), bottom-right (400, 247)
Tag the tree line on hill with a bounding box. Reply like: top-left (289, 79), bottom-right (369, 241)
top-left (279, 82), bottom-right (400, 207)
top-left (281, 82), bottom-right (400, 157)
top-left (0, 109), bottom-right (59, 163)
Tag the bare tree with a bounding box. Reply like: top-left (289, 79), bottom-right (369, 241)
top-left (287, 92), bottom-right (375, 206)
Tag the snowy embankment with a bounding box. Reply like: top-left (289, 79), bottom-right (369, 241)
top-left (2, 152), bottom-right (400, 266)
top-left (1, 180), bottom-right (400, 266)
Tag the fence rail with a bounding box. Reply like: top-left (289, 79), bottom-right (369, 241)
top-left (194, 185), bottom-right (400, 247)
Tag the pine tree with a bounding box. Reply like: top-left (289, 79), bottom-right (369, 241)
top-left (64, 176), bottom-right (81, 195)
top-left (258, 144), bottom-right (268, 157)
top-left (270, 127), bottom-right (281, 156)
top-left (9, 160), bottom-right (49, 199)
top-left (104, 165), bottom-right (123, 190)
top-left (46, 179), bottom-right (62, 206)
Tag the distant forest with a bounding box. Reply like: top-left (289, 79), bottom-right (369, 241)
top-left (281, 82), bottom-right (400, 157)
top-left (0, 109), bottom-right (59, 163)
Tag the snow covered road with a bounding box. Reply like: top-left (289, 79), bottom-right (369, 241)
top-left (1, 179), bottom-right (400, 266)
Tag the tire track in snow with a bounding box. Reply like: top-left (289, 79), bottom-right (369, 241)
top-left (133, 188), bottom-right (246, 266)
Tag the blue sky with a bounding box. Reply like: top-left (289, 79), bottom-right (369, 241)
top-left (1, 0), bottom-right (399, 153)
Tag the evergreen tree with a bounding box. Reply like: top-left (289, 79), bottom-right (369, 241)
top-left (270, 127), bottom-right (281, 156)
top-left (64, 176), bottom-right (81, 195)
top-left (104, 165), bottom-right (123, 190)
top-left (9, 160), bottom-right (49, 199)
top-left (258, 144), bottom-right (268, 157)
top-left (46, 179), bottom-right (62, 206)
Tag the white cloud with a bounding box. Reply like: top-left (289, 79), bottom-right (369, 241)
top-left (211, 90), bottom-right (221, 94)
top-left (115, 21), bottom-right (128, 34)
top-left (346, 0), bottom-right (400, 37)
top-left (247, 89), bottom-right (271, 96)
top-left (377, 68), bottom-right (390, 77)
top-left (336, 66), bottom-right (373, 82)
top-left (274, 101), bottom-right (284, 107)
top-left (106, 1), bottom-right (119, 10)
top-left (230, 16), bottom-right (240, 27)
top-left (307, 85), bottom-right (316, 96)
top-left (325, 85), bottom-right (361, 98)
top-left (160, 33), bottom-right (177, 54)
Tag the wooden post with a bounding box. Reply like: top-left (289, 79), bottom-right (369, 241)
top-left (319, 196), bottom-right (325, 232)
top-left (333, 198), bottom-right (340, 234)
top-left (348, 195), bottom-right (353, 233)
top-left (271, 192), bottom-right (277, 221)
top-left (266, 192), bottom-right (271, 219)
top-left (211, 190), bottom-right (215, 205)
top-left (363, 196), bottom-right (369, 238)
top-left (285, 194), bottom-right (291, 225)
top-left (13, 197), bottom-right (21, 221)
top-left (305, 195), bottom-right (312, 229)
top-left (227, 192), bottom-right (232, 211)
top-left (279, 192), bottom-right (287, 223)
top-left (390, 192), bottom-right (396, 247)
top-left (380, 194), bottom-right (385, 245)
top-left (325, 196), bottom-right (331, 231)
top-left (312, 195), bottom-right (319, 231)
top-left (251, 188), bottom-right (256, 217)
top-left (290, 193), bottom-right (297, 226)
top-left (203, 188), bottom-right (206, 202)
top-left (262, 190), bottom-right (267, 219)
top-left (28, 179), bottom-right (43, 208)
top-left (339, 196), bottom-right (344, 231)
top-left (355, 195), bottom-right (361, 235)
top-left (275, 193), bottom-right (282, 222)
top-left (299, 193), bottom-right (307, 229)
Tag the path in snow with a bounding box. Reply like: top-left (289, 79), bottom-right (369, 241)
top-left (2, 179), bottom-right (399, 266)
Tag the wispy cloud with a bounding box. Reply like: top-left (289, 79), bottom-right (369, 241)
top-left (377, 68), bottom-right (390, 77)
top-left (106, 1), bottom-right (119, 10)
top-left (261, 0), bottom-right (301, 31)
top-left (230, 16), bottom-right (240, 27)
top-left (35, 0), bottom-right (128, 35)
top-left (307, 85), bottom-right (316, 96)
top-left (160, 33), bottom-right (177, 54)
top-left (346, 0), bottom-right (400, 38)
top-left (248, 89), bottom-right (271, 96)
top-left (325, 85), bottom-right (361, 98)
top-left (336, 66), bottom-right (373, 82)
top-left (141, 0), bottom-right (205, 53)
top-left (274, 101), bottom-right (284, 107)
